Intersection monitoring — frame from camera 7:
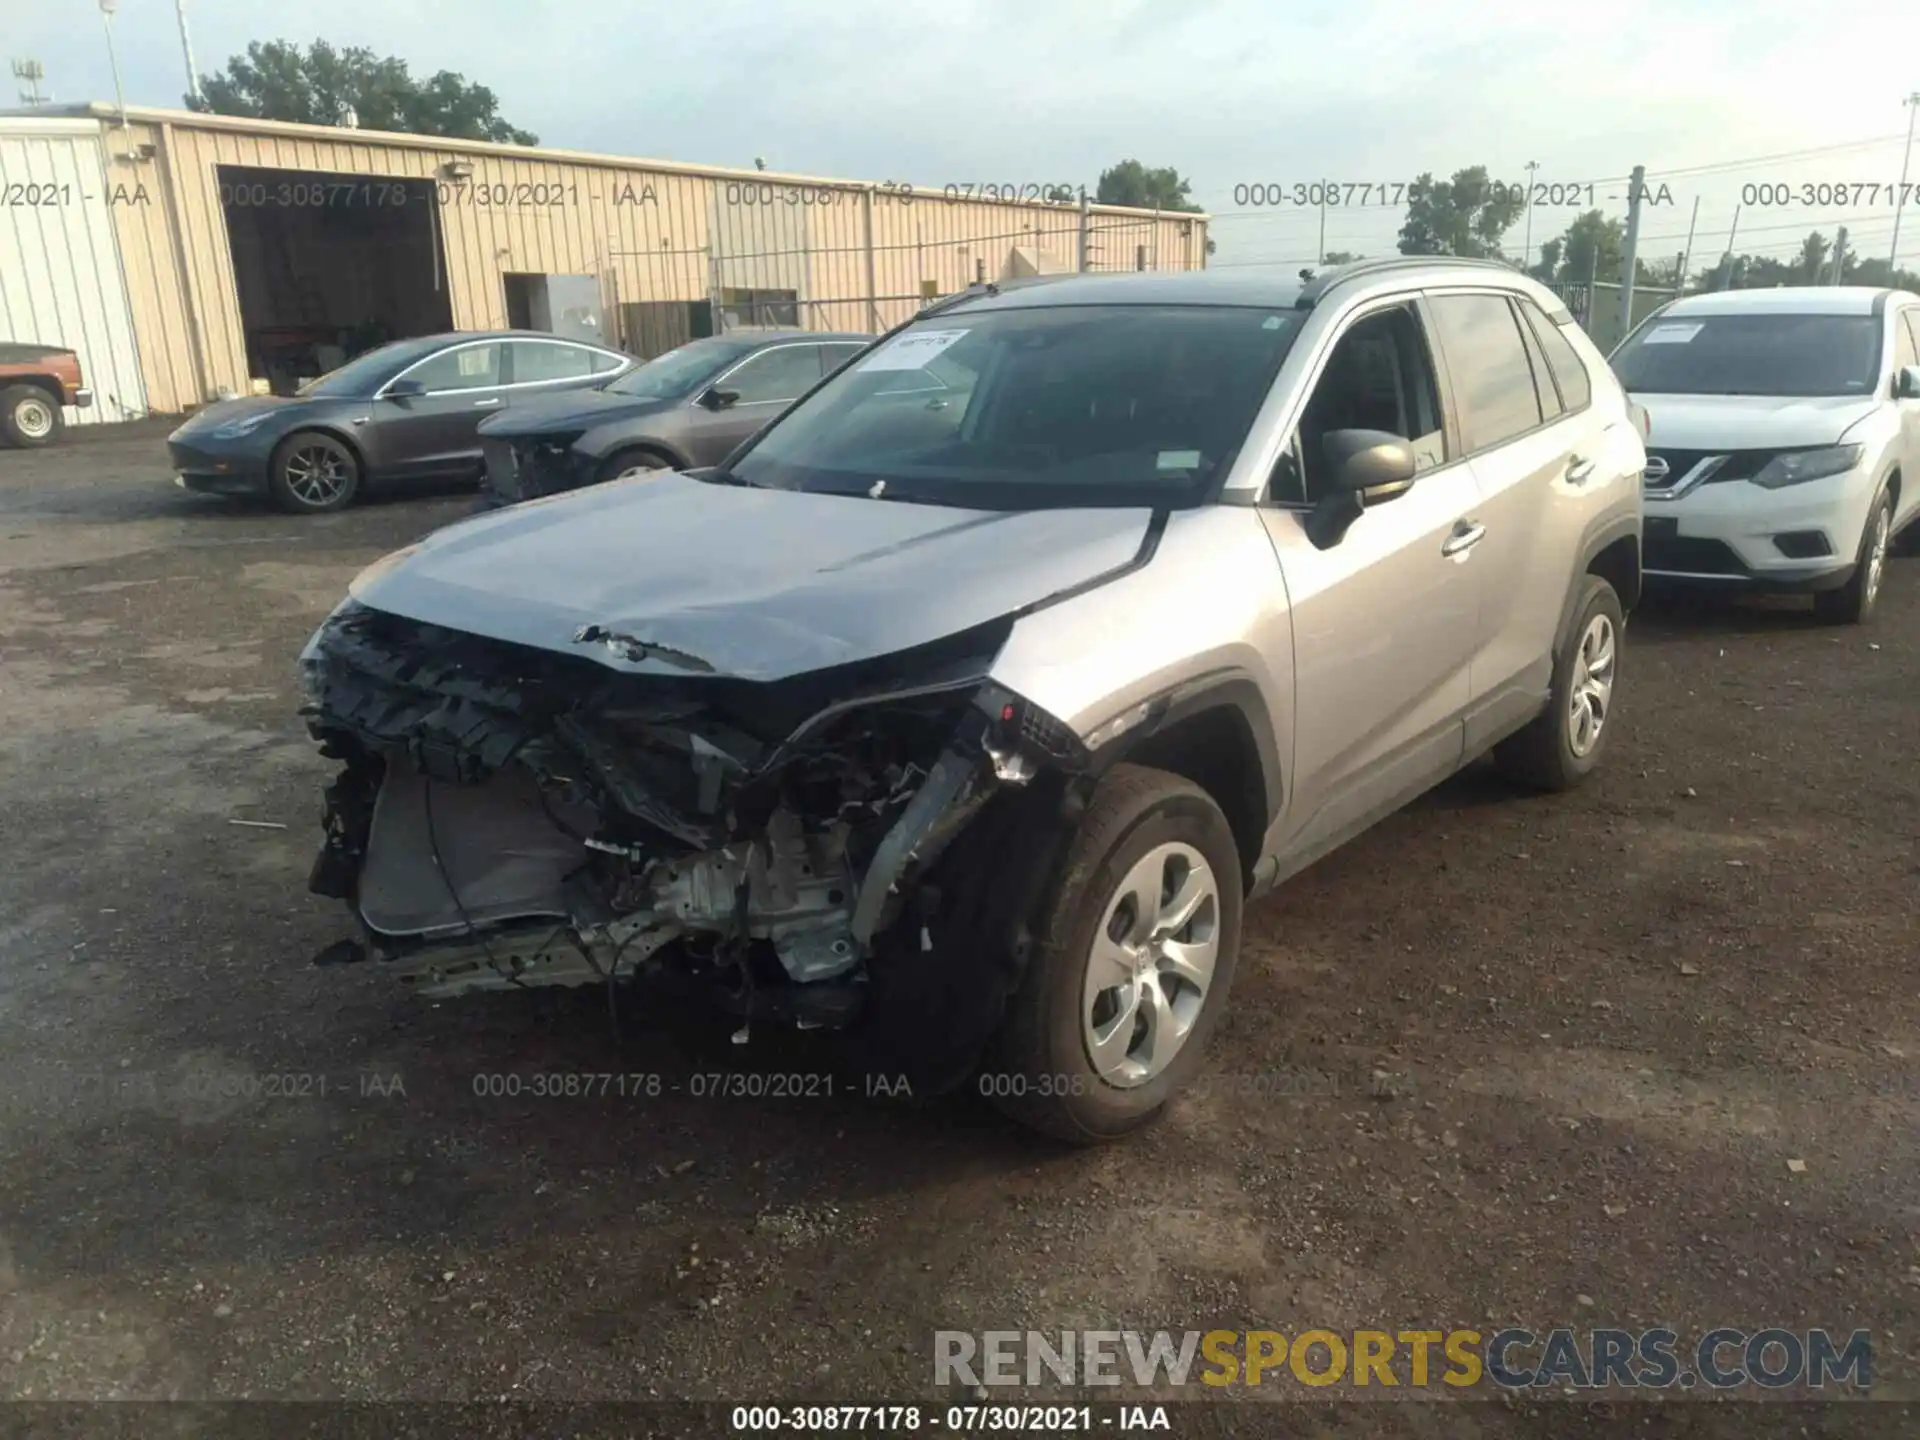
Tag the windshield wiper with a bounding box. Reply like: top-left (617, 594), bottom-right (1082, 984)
top-left (694, 467), bottom-right (764, 488)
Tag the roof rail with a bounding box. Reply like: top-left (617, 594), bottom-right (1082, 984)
top-left (1296, 255), bottom-right (1524, 309)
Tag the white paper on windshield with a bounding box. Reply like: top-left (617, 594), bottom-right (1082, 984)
top-left (1157, 450), bottom-right (1202, 471)
top-left (1643, 323), bottom-right (1703, 345)
top-left (859, 329), bottom-right (969, 372)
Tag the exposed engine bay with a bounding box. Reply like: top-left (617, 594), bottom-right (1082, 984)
top-left (300, 600), bottom-right (1086, 1033)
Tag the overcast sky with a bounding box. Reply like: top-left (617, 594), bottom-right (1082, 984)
top-left (8, 0), bottom-right (1920, 272)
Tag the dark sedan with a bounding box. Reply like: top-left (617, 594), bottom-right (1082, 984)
top-left (475, 330), bottom-right (871, 507)
top-left (167, 332), bottom-right (633, 513)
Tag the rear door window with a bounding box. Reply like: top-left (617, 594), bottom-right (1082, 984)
top-left (1426, 293), bottom-right (1545, 453)
top-left (1520, 300), bottom-right (1594, 412)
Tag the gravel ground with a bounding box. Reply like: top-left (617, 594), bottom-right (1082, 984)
top-left (1, 422), bottom-right (1916, 1437)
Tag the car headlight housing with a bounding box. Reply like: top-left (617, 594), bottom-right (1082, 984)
top-left (210, 412), bottom-right (277, 439)
top-left (1750, 444), bottom-right (1863, 489)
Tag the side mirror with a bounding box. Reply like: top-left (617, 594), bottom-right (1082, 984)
top-left (1896, 366), bottom-right (1920, 401)
top-left (699, 387), bottom-right (741, 411)
top-left (384, 377), bottom-right (425, 399)
top-left (1304, 429), bottom-right (1418, 551)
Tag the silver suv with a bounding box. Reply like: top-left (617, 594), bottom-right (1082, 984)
top-left (299, 260), bottom-right (1644, 1142)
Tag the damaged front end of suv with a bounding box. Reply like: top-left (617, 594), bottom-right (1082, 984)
top-left (297, 521), bottom-right (1106, 1084)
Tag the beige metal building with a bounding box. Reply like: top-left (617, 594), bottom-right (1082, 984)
top-left (0, 103), bottom-right (1208, 418)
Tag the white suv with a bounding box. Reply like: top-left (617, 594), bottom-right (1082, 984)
top-left (1611, 286), bottom-right (1920, 623)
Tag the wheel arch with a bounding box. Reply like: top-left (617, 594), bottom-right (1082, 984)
top-left (1555, 515), bottom-right (1640, 663)
top-left (272, 423), bottom-right (369, 479)
top-left (593, 436), bottom-right (691, 477)
top-left (1087, 675), bottom-right (1282, 890)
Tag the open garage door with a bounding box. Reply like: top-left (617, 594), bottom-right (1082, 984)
top-left (218, 165), bottom-right (452, 394)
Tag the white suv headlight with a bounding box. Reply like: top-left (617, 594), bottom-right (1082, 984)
top-left (1750, 444), bottom-right (1863, 489)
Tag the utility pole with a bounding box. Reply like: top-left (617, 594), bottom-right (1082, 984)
top-left (1830, 226), bottom-right (1850, 285)
top-left (1891, 92), bottom-right (1920, 273)
top-left (1521, 160), bottom-right (1540, 271)
top-left (1676, 195), bottom-right (1700, 295)
top-left (97, 1), bottom-right (127, 129)
top-left (1316, 189), bottom-right (1327, 266)
top-left (1717, 205), bottom-right (1742, 290)
top-left (1617, 165), bottom-right (1646, 339)
top-left (176, 0), bottom-right (202, 104)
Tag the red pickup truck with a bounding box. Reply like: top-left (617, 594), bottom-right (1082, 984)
top-left (0, 343), bottom-right (91, 447)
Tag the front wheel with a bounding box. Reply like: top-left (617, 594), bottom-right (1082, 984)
top-left (985, 764), bottom-right (1243, 1144)
top-left (268, 431), bottom-right (361, 514)
top-left (1494, 574), bottom-right (1624, 792)
top-left (595, 448), bottom-right (669, 486)
top-left (1814, 488), bottom-right (1892, 625)
top-left (0, 384), bottom-right (63, 448)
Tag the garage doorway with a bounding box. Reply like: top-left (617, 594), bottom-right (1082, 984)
top-left (218, 164), bottom-right (452, 394)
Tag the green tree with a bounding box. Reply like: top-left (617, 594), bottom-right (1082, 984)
top-left (192, 40), bottom-right (538, 145)
top-left (1794, 232), bottom-right (1831, 283)
top-left (1530, 237), bottom-right (1564, 282)
top-left (1396, 166), bottom-right (1525, 258)
top-left (1093, 159), bottom-right (1202, 212)
top-left (1321, 249), bottom-right (1364, 264)
top-left (1550, 210), bottom-right (1624, 283)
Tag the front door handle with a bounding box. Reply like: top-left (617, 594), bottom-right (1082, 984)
top-left (1567, 455), bottom-right (1596, 484)
top-left (1441, 519), bottom-right (1486, 557)
top-left (473, 396), bottom-right (502, 408)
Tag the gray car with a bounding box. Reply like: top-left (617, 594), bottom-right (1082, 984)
top-left (298, 260), bottom-right (1644, 1143)
top-left (166, 331), bottom-right (632, 514)
top-left (475, 330), bottom-right (873, 506)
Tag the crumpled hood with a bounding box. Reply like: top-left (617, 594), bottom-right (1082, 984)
top-left (346, 473), bottom-right (1155, 681)
top-left (478, 387), bottom-right (669, 437)
top-left (1635, 392), bottom-right (1882, 450)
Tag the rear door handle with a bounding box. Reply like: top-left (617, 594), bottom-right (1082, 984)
top-left (473, 396), bottom-right (502, 408)
top-left (1567, 455), bottom-right (1596, 484)
top-left (1441, 519), bottom-right (1486, 557)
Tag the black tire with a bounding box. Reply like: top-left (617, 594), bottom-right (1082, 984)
top-left (1813, 487), bottom-right (1893, 625)
top-left (267, 431), bottom-right (361, 514)
top-left (985, 763), bottom-right (1243, 1144)
top-left (1494, 574), bottom-right (1624, 792)
top-left (594, 447), bottom-right (671, 486)
top-left (0, 383), bottom-right (64, 448)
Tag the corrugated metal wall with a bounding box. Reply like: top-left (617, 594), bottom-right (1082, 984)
top-left (40, 109), bottom-right (1208, 412)
top-left (0, 118), bottom-right (148, 423)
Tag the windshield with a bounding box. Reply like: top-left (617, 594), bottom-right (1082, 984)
top-left (303, 342), bottom-right (422, 398)
top-left (1612, 313), bottom-right (1880, 397)
top-left (729, 304), bottom-right (1303, 508)
top-left (606, 338), bottom-right (759, 400)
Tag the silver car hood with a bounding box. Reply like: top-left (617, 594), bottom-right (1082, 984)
top-left (348, 473), bottom-right (1155, 681)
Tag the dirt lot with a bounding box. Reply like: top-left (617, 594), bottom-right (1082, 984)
top-left (1, 421), bottom-right (1916, 1435)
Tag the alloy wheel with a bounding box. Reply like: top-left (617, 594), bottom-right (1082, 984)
top-left (1863, 503), bottom-right (1890, 609)
top-left (1567, 612), bottom-right (1616, 759)
top-left (284, 445), bottom-right (351, 507)
top-left (1081, 841), bottom-right (1221, 1088)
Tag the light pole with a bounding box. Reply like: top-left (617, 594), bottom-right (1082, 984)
top-left (176, 1), bottom-right (202, 105)
top-left (98, 0), bottom-right (127, 127)
top-left (1521, 160), bottom-right (1539, 271)
top-left (1891, 91), bottom-right (1920, 274)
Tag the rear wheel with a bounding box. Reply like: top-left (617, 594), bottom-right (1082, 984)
top-left (0, 384), bottom-right (63, 448)
top-left (268, 431), bottom-right (360, 514)
top-left (1495, 575), bottom-right (1623, 792)
top-left (1814, 488), bottom-right (1892, 625)
top-left (985, 764), bottom-right (1243, 1144)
